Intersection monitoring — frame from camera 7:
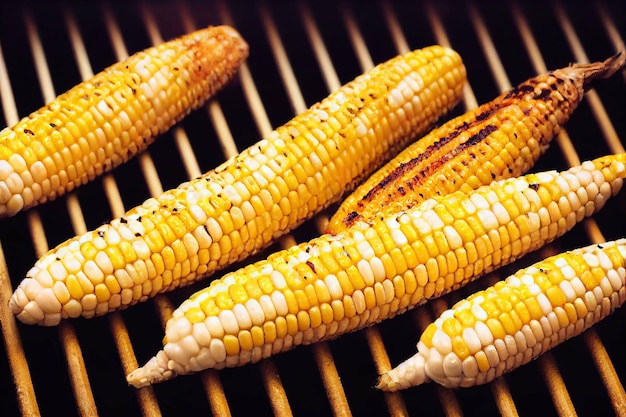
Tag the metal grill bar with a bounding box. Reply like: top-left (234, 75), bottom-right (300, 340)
top-left (0, 1), bottom-right (624, 416)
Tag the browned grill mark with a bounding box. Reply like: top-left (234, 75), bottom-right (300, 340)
top-left (353, 80), bottom-right (548, 210)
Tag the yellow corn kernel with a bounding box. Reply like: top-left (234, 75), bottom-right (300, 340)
top-left (105, 246), bottom-right (127, 270)
top-left (545, 286), bottom-right (566, 307)
top-left (309, 307), bottom-right (322, 329)
top-left (564, 303), bottom-right (578, 324)
top-left (238, 331), bottom-right (253, 351)
top-left (275, 317), bottom-right (287, 339)
top-left (525, 297), bottom-right (544, 321)
top-left (420, 325), bottom-right (438, 349)
top-left (119, 241), bottom-right (137, 264)
top-left (486, 318), bottom-right (506, 340)
top-left (215, 292), bottom-right (234, 311)
top-left (66, 276), bottom-right (84, 300)
top-left (224, 335), bottom-right (240, 356)
top-left (475, 351), bottom-right (491, 373)
top-left (294, 290), bottom-right (310, 311)
top-left (452, 336), bottom-right (470, 360)
top-left (514, 301), bottom-right (531, 325)
top-left (498, 313), bottom-right (516, 335)
top-left (263, 322), bottom-right (277, 344)
top-left (251, 326), bottom-right (265, 347)
top-left (200, 299), bottom-right (219, 318)
top-left (442, 317), bottom-right (462, 338)
top-left (343, 296), bottom-right (357, 318)
top-left (455, 308), bottom-right (476, 327)
top-left (172, 241), bottom-right (189, 263)
top-left (346, 266), bottom-right (366, 291)
top-left (80, 241), bottom-right (98, 261)
top-left (320, 303), bottom-right (334, 324)
top-left (554, 307), bottom-right (570, 328)
top-left (320, 252), bottom-right (341, 274)
top-left (579, 270), bottom-right (597, 291)
top-left (104, 275), bottom-right (121, 295)
top-left (184, 307), bottom-right (205, 324)
top-left (286, 314), bottom-right (298, 335)
top-left (304, 284), bottom-right (319, 307)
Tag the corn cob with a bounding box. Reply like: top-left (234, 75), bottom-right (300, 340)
top-left (9, 46), bottom-right (467, 326)
top-left (125, 153), bottom-right (626, 387)
top-left (0, 25), bottom-right (249, 218)
top-left (327, 52), bottom-right (626, 232)
top-left (376, 238), bottom-right (626, 391)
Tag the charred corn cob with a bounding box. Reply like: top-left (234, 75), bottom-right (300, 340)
top-left (377, 238), bottom-right (626, 390)
top-left (125, 153), bottom-right (626, 387)
top-left (327, 52), bottom-right (626, 232)
top-left (0, 25), bottom-right (249, 218)
top-left (9, 46), bottom-right (467, 325)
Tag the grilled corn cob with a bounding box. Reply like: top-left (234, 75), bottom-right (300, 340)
top-left (126, 153), bottom-right (626, 387)
top-left (377, 238), bottom-right (626, 390)
top-left (9, 46), bottom-right (467, 325)
top-left (327, 52), bottom-right (626, 232)
top-left (0, 25), bottom-right (249, 218)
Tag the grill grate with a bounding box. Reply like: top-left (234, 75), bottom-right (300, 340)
top-left (0, 1), bottom-right (624, 416)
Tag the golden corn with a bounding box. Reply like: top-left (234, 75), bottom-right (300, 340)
top-left (0, 25), bottom-right (249, 217)
top-left (9, 46), bottom-right (467, 325)
top-left (377, 238), bottom-right (626, 390)
top-left (327, 52), bottom-right (626, 232)
top-left (125, 153), bottom-right (626, 387)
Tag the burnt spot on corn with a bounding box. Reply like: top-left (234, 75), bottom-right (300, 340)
top-left (533, 88), bottom-right (553, 101)
top-left (474, 109), bottom-right (492, 122)
top-left (503, 83), bottom-right (535, 100)
top-left (354, 123), bottom-right (498, 222)
top-left (529, 183), bottom-right (539, 190)
top-left (343, 211), bottom-right (362, 227)
top-left (24, 129), bottom-right (35, 136)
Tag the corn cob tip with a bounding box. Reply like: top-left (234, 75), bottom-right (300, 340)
top-left (376, 353), bottom-right (429, 391)
top-left (127, 351), bottom-right (176, 388)
top-left (9, 275), bottom-right (62, 326)
top-left (209, 24), bottom-right (249, 57)
top-left (570, 50), bottom-right (626, 91)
